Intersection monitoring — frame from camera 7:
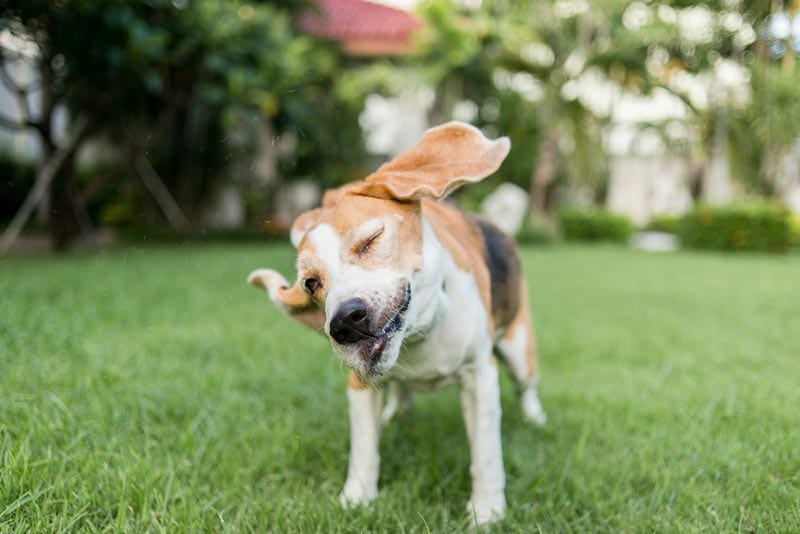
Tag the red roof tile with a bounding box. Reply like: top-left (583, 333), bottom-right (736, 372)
top-left (298, 0), bottom-right (420, 42)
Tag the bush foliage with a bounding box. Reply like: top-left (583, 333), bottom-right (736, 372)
top-left (645, 215), bottom-right (681, 234)
top-left (790, 215), bottom-right (800, 248)
top-left (557, 209), bottom-right (633, 242)
top-left (679, 202), bottom-right (793, 253)
top-left (516, 216), bottom-right (561, 245)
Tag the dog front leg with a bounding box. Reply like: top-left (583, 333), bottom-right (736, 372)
top-left (460, 360), bottom-right (506, 525)
top-left (340, 371), bottom-right (383, 507)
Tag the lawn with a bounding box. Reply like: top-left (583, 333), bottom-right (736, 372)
top-left (1, 242), bottom-right (799, 532)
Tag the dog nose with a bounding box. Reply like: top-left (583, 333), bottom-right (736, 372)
top-left (330, 298), bottom-right (370, 345)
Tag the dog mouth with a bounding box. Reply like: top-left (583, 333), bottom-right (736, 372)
top-left (354, 285), bottom-right (411, 373)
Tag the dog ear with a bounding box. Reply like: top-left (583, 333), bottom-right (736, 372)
top-left (360, 122), bottom-right (510, 201)
top-left (247, 269), bottom-right (325, 331)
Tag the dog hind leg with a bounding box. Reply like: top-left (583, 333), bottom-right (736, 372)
top-left (380, 381), bottom-right (413, 425)
top-left (495, 280), bottom-right (546, 426)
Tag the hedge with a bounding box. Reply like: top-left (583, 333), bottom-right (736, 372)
top-left (516, 216), bottom-right (561, 245)
top-left (557, 209), bottom-right (633, 242)
top-left (645, 215), bottom-right (681, 234)
top-left (679, 202), bottom-right (793, 253)
top-left (790, 215), bottom-right (800, 248)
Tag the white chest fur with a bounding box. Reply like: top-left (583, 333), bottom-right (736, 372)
top-left (386, 220), bottom-right (492, 388)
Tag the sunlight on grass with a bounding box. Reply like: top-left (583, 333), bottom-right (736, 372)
top-left (1, 243), bottom-right (799, 531)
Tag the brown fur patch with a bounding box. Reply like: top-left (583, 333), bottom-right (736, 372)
top-left (322, 181), bottom-right (367, 207)
top-left (271, 283), bottom-right (325, 331)
top-left (332, 194), bottom-right (423, 273)
top-left (502, 278), bottom-right (538, 379)
top-left (288, 308), bottom-right (326, 331)
top-left (348, 369), bottom-right (370, 390)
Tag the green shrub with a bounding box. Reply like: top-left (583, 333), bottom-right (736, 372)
top-left (645, 214), bottom-right (681, 234)
top-left (516, 216), bottom-right (561, 245)
top-left (790, 215), bottom-right (800, 248)
top-left (679, 202), bottom-right (792, 253)
top-left (557, 208), bottom-right (633, 242)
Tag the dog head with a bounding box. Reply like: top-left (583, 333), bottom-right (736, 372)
top-left (250, 122), bottom-right (510, 379)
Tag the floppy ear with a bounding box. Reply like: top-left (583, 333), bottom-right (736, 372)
top-left (247, 269), bottom-right (325, 331)
top-left (360, 121), bottom-right (510, 201)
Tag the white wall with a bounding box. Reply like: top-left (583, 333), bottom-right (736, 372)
top-left (607, 155), bottom-right (693, 226)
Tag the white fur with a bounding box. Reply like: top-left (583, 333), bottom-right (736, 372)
top-left (388, 221), bottom-right (480, 383)
top-left (521, 385), bottom-right (547, 426)
top-left (497, 323), bottom-right (547, 426)
top-left (460, 362), bottom-right (507, 524)
top-left (307, 222), bottom-right (412, 377)
top-left (342, 216), bottom-right (508, 525)
top-left (380, 381), bottom-right (412, 424)
top-left (340, 387), bottom-right (383, 507)
top-left (401, 221), bottom-right (448, 341)
top-left (497, 323), bottom-right (529, 382)
top-left (306, 223), bottom-right (341, 278)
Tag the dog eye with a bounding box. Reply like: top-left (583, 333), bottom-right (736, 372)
top-left (304, 278), bottom-right (320, 293)
top-left (356, 230), bottom-right (382, 255)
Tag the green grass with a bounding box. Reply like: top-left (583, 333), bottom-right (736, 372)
top-left (1, 243), bottom-right (799, 532)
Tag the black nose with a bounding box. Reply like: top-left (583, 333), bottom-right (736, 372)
top-left (329, 298), bottom-right (371, 345)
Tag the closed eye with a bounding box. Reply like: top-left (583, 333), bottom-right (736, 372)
top-left (355, 228), bottom-right (383, 255)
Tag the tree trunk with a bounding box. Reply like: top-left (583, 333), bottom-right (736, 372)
top-left (35, 161), bottom-right (51, 226)
top-left (529, 129), bottom-right (559, 216)
top-left (428, 75), bottom-right (461, 126)
top-left (36, 63), bottom-right (56, 227)
top-left (50, 150), bottom-right (79, 252)
top-left (0, 116), bottom-right (89, 254)
top-left (702, 107), bottom-right (734, 204)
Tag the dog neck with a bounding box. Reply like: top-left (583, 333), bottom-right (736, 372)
top-left (403, 219), bottom-right (449, 343)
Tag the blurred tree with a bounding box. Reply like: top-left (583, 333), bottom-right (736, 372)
top-left (626, 1), bottom-right (800, 202)
top-left (730, 2), bottom-right (800, 201)
top-left (729, 65), bottom-right (800, 198)
top-left (0, 0), bottom-right (365, 250)
top-left (414, 0), bottom-right (655, 216)
top-left (410, 0), bottom-right (800, 218)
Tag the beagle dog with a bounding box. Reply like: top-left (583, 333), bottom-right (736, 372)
top-left (248, 122), bottom-right (545, 525)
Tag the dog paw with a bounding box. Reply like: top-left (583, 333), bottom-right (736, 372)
top-left (466, 494), bottom-right (506, 526)
top-left (521, 388), bottom-right (547, 426)
top-left (339, 480), bottom-right (377, 509)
